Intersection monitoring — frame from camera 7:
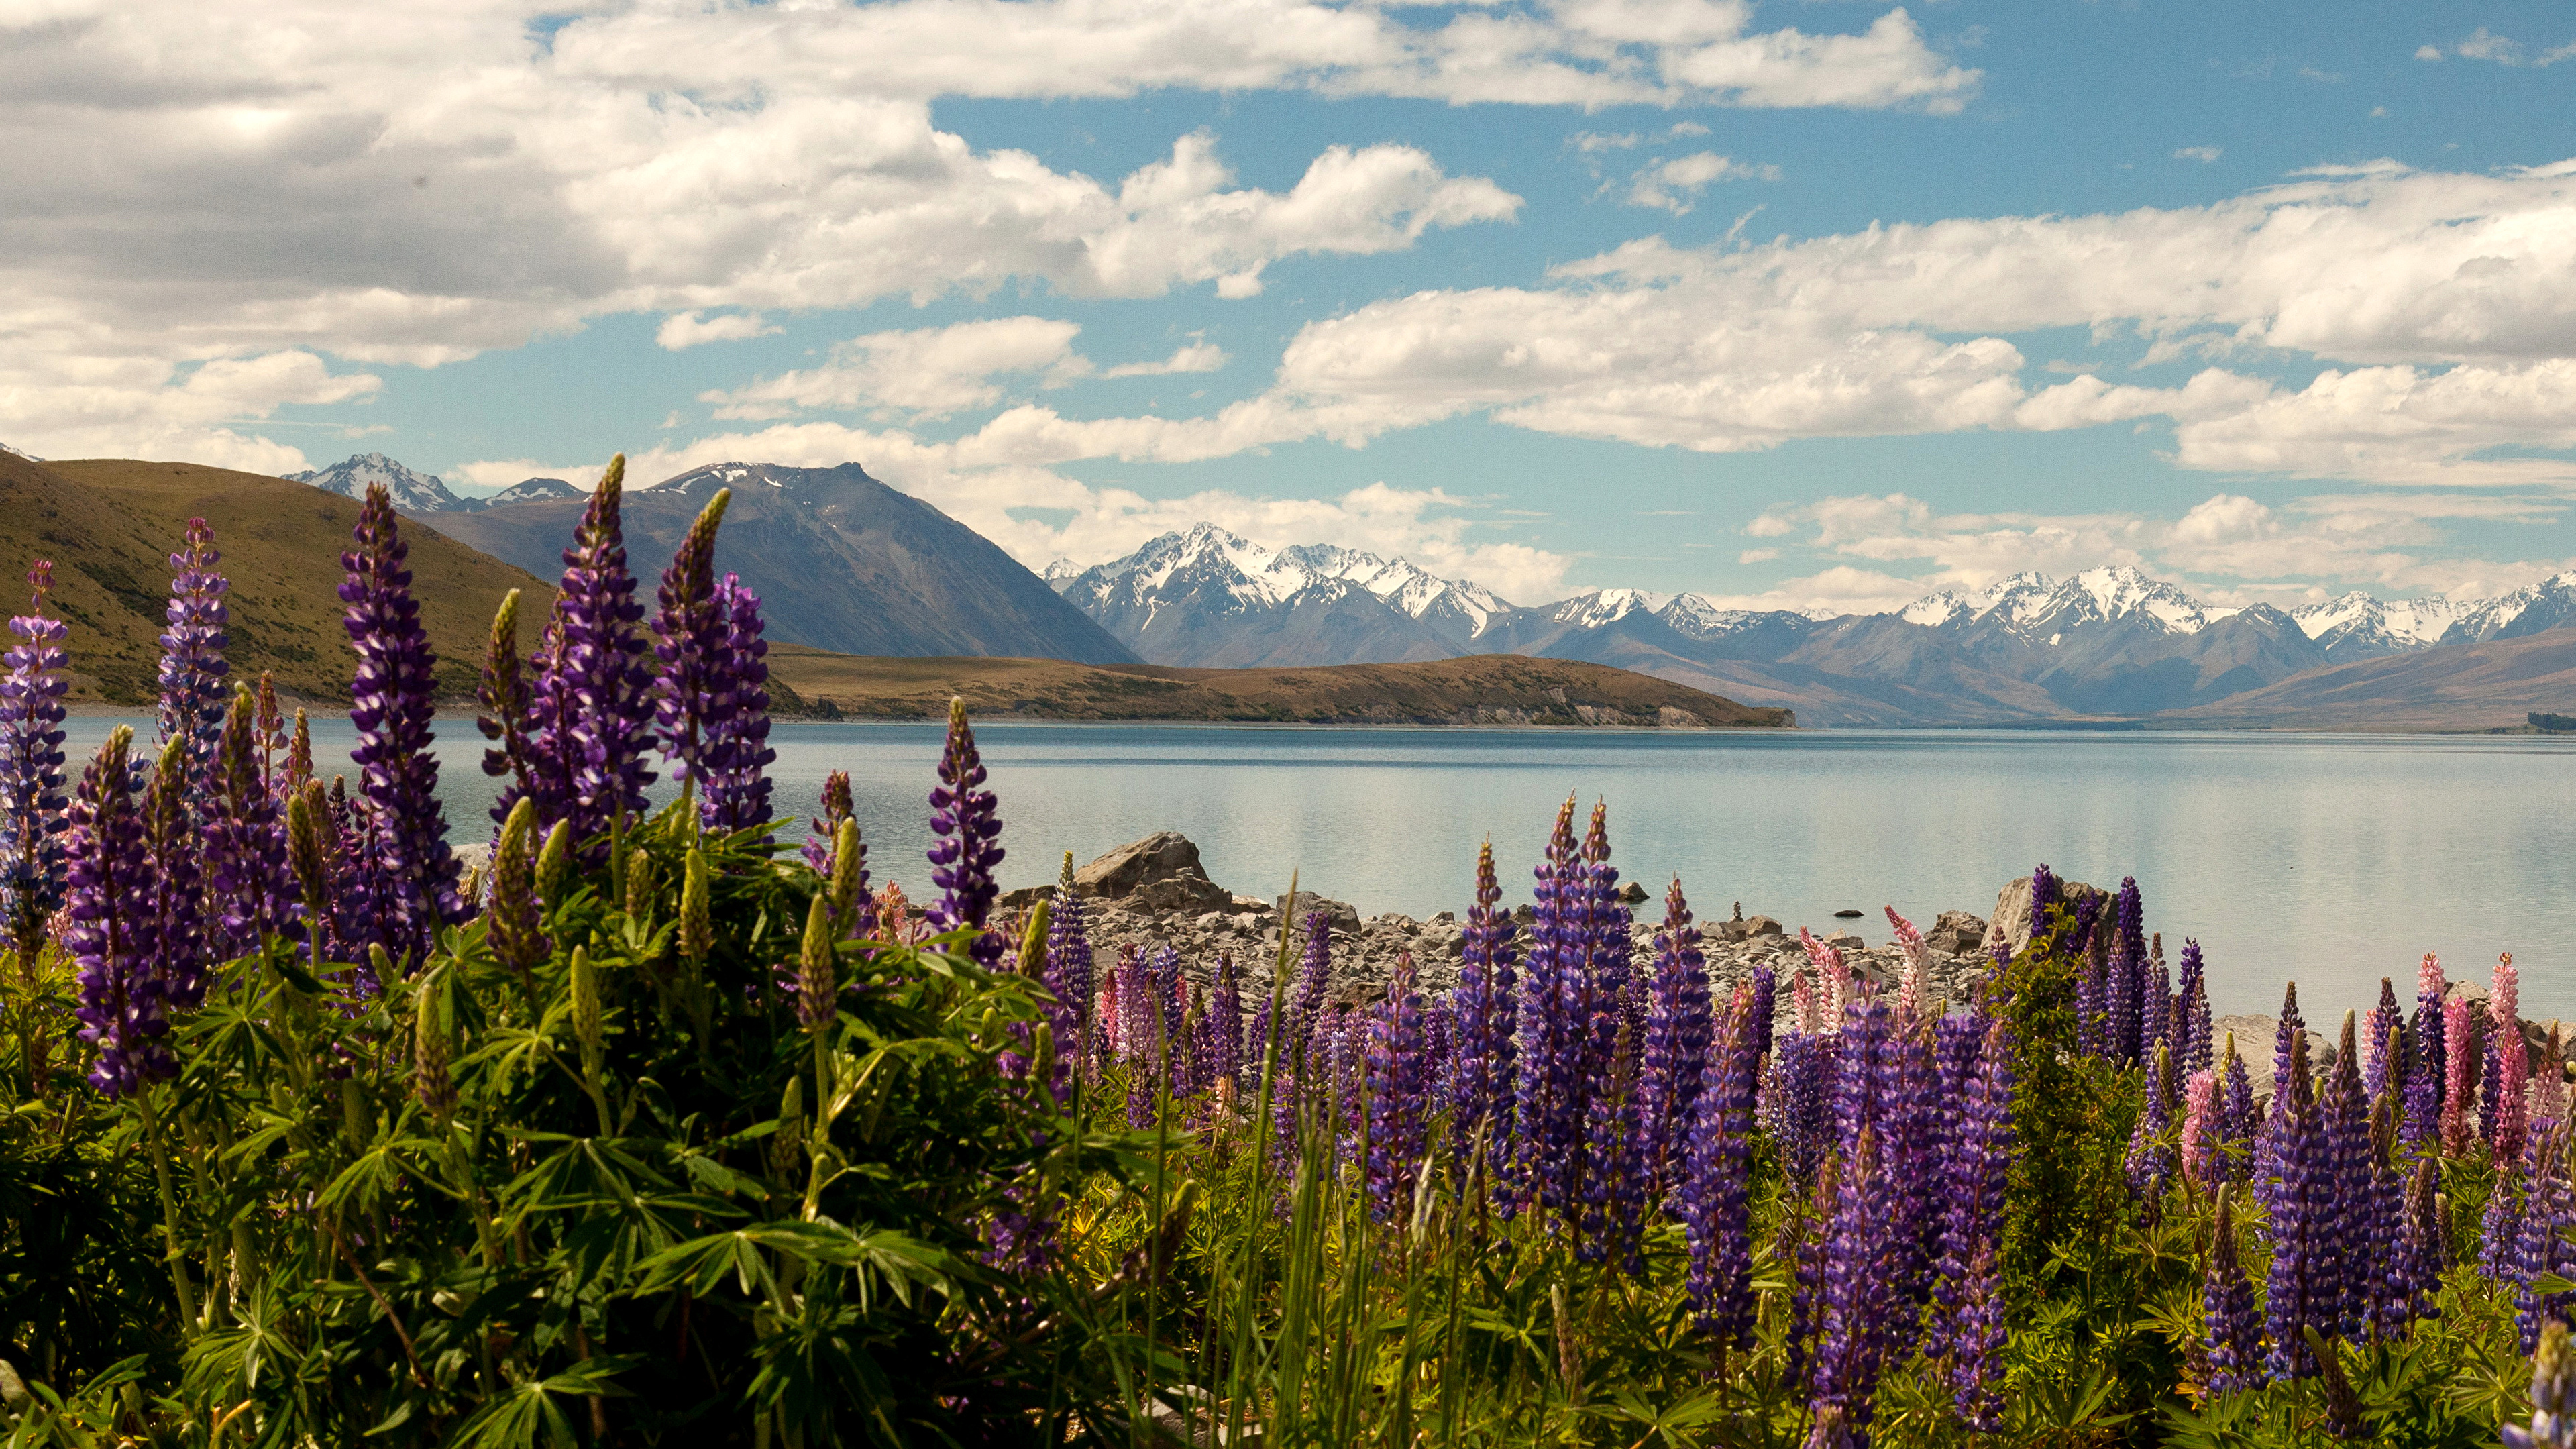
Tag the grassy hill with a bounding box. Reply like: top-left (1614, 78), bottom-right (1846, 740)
top-left (15, 455), bottom-right (551, 705)
top-left (763, 649), bottom-right (1795, 727)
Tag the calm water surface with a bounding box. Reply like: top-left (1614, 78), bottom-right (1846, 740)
top-left (63, 718), bottom-right (2576, 1021)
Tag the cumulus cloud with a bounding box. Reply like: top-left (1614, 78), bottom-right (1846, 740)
top-left (702, 318), bottom-right (1091, 421)
top-left (553, 0), bottom-right (1980, 113)
top-left (1734, 489), bottom-right (2575, 604)
top-left (2172, 145), bottom-right (2222, 162)
top-left (657, 312), bottom-right (784, 350)
top-left (2432, 28), bottom-right (2576, 67)
top-left (1104, 343), bottom-right (1230, 378)
top-left (0, 3), bottom-right (1536, 460)
top-left (1625, 152), bottom-right (1778, 212)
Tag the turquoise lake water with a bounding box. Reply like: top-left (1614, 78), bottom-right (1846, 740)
top-left (60, 717), bottom-right (2576, 1022)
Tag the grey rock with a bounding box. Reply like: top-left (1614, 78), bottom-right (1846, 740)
top-left (1277, 890), bottom-right (1362, 935)
top-left (1743, 915), bottom-right (1782, 938)
top-left (1927, 910), bottom-right (1987, 955)
top-left (1987, 875), bottom-right (2109, 957)
top-left (1078, 831), bottom-right (1208, 898)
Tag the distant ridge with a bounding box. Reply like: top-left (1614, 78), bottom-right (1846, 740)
top-left (286, 452), bottom-right (470, 515)
top-left (424, 460), bottom-right (1136, 665)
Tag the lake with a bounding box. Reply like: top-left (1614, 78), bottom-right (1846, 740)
top-left (57, 716), bottom-right (2576, 1022)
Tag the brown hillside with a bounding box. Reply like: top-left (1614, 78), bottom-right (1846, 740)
top-left (19, 456), bottom-right (551, 705)
top-left (764, 649), bottom-right (1794, 727)
top-left (2154, 622), bottom-right (2576, 731)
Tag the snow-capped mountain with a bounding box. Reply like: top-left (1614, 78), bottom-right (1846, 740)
top-left (1051, 525), bottom-right (1510, 666)
top-left (286, 453), bottom-right (466, 515)
top-left (2287, 592), bottom-right (2464, 662)
top-left (1908, 566), bottom-right (2225, 644)
top-left (480, 476), bottom-right (583, 508)
top-left (0, 441), bottom-right (40, 462)
top-left (2436, 572), bottom-right (2576, 646)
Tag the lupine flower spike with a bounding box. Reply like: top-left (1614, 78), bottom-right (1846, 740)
top-left (155, 517), bottom-right (229, 775)
top-left (1639, 877), bottom-right (1709, 1199)
top-left (341, 482), bottom-right (464, 967)
top-left (1, 562), bottom-right (72, 965)
top-left (1884, 905), bottom-right (1929, 1021)
top-left (1452, 837), bottom-right (1517, 1178)
top-left (476, 589), bottom-right (535, 828)
top-left (68, 728), bottom-right (168, 1097)
top-left (2506, 1319), bottom-right (2576, 1448)
top-left (528, 457), bottom-right (657, 859)
top-left (926, 698), bottom-right (1004, 967)
top-left (2203, 1183), bottom-right (2263, 1395)
top-left (2488, 951), bottom-right (2523, 1156)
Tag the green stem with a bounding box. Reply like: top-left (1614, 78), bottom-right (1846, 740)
top-left (137, 1088), bottom-right (203, 1334)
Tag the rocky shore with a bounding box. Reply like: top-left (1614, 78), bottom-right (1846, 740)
top-left (998, 830), bottom-right (2002, 1015)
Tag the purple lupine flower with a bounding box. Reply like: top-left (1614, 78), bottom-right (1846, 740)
top-left (2174, 939), bottom-right (2214, 1077)
top-left (1832, 997), bottom-right (1892, 1144)
top-left (2074, 940), bottom-right (2103, 1059)
top-left (2365, 976), bottom-right (2402, 1104)
top-left (805, 769), bottom-right (853, 873)
top-left (1766, 1031), bottom-right (1836, 1187)
top-left (2489, 952), bottom-right (2524, 1156)
top-left (1884, 1019), bottom-right (1943, 1319)
top-left (2499, 1028), bottom-right (2534, 1168)
top-left (1748, 963), bottom-right (1776, 1051)
top-left (2489, 1137), bottom-right (2534, 1282)
top-left (1364, 952), bottom-right (1430, 1222)
top-left (699, 574), bottom-right (775, 830)
top-left (2263, 1029), bottom-right (2324, 1381)
top-left (2520, 1123), bottom-right (2576, 1353)
top-left (1638, 877), bottom-right (1711, 1200)
top-left (139, 737), bottom-right (204, 1014)
top-left (202, 687), bottom-right (297, 969)
top-left (1808, 1124), bottom-right (1900, 1439)
top-left (2212, 1034), bottom-right (2258, 1182)
top-left (1515, 796), bottom-right (1583, 1217)
top-left (1289, 908), bottom-right (1334, 1069)
top-left (649, 490), bottom-right (731, 794)
top-left (1042, 853), bottom-right (1093, 1071)
top-left (1149, 943), bottom-right (1187, 1073)
top-left (2204, 1185), bottom-right (2264, 1395)
top-left (2396, 1152), bottom-right (2445, 1326)
top-left (2126, 1042), bottom-right (2178, 1202)
top-left (1573, 801), bottom-right (1632, 1191)
top-left (1577, 1016), bottom-right (1646, 1269)
top-left (525, 460), bottom-right (657, 859)
top-left (340, 483), bottom-right (463, 968)
top-left (2029, 863), bottom-right (2057, 923)
top-left (67, 728), bottom-right (169, 1097)
top-left (2141, 932), bottom-right (2174, 1063)
top-left (1, 564), bottom-right (72, 960)
top-left (2506, 1320), bottom-right (2576, 1449)
top-left (1932, 1014), bottom-right (2013, 1428)
top-left (924, 697), bottom-right (1003, 968)
top-left (2363, 1093), bottom-right (2410, 1342)
top-left (1451, 837), bottom-right (1519, 1181)
top-left (1682, 986), bottom-right (1758, 1346)
top-left (2410, 952), bottom-right (2447, 1145)
top-left (155, 517), bottom-right (230, 775)
top-left (2108, 876), bottom-right (2145, 1065)
top-left (2320, 1010), bottom-right (2373, 1340)
top-left (1210, 953), bottom-right (1242, 1090)
top-left (2257, 981), bottom-right (2306, 1186)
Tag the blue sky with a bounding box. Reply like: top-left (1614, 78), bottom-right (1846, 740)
top-left (6, 0), bottom-right (2575, 612)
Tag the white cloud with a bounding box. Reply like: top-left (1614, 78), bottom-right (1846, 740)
top-left (0, 345), bottom-right (378, 473)
top-left (553, 0), bottom-right (1979, 113)
top-left (2172, 145), bottom-right (2222, 163)
top-left (1626, 152), bottom-right (1778, 212)
top-left (1732, 489), bottom-right (2576, 603)
top-left (1104, 343), bottom-right (1231, 378)
top-left (2416, 44), bottom-right (2444, 61)
top-left (2425, 30), bottom-right (2576, 66)
top-left (703, 317), bottom-right (1091, 421)
top-left (657, 312), bottom-right (784, 350)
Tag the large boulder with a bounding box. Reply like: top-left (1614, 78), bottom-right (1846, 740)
top-left (1276, 890), bottom-right (1362, 936)
top-left (1927, 910), bottom-right (1987, 955)
top-left (1987, 875), bottom-right (2110, 957)
top-left (1077, 832), bottom-right (1209, 898)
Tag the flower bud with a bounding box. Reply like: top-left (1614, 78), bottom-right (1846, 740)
top-left (535, 818), bottom-right (573, 908)
top-left (288, 707), bottom-right (314, 790)
top-left (625, 849), bottom-right (655, 921)
top-left (490, 797), bottom-right (543, 979)
top-left (680, 848), bottom-right (712, 964)
top-left (414, 973), bottom-right (454, 1122)
top-left (827, 818), bottom-right (863, 929)
top-left (798, 892), bottom-right (836, 1033)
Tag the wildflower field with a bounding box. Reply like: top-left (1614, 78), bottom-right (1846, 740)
top-left (3, 457), bottom-right (2574, 1448)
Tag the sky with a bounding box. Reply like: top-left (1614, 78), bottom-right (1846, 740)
top-left (5, 0), bottom-right (2576, 616)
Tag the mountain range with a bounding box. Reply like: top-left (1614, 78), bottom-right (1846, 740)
top-left (1048, 526), bottom-right (2576, 727)
top-left (286, 453), bottom-right (581, 516)
top-left (423, 460), bottom-right (1136, 665)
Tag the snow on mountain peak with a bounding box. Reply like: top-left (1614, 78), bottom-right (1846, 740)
top-left (285, 452), bottom-right (464, 513)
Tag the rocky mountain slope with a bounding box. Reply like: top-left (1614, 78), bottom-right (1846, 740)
top-left (20, 455), bottom-right (549, 703)
top-left (286, 452), bottom-right (472, 515)
top-left (425, 460), bottom-right (1136, 665)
